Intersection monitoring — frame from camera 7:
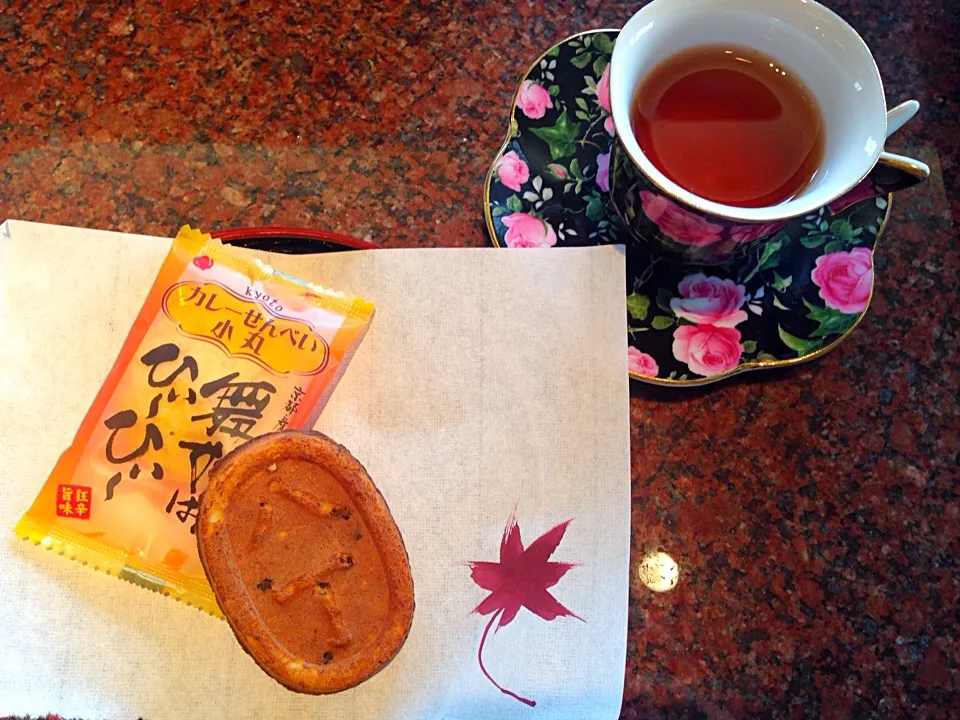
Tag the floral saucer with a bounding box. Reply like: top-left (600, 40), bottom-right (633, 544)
top-left (483, 30), bottom-right (892, 386)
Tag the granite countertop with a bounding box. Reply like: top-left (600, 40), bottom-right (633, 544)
top-left (1, 1), bottom-right (957, 717)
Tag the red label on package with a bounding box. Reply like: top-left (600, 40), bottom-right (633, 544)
top-left (56, 484), bottom-right (92, 519)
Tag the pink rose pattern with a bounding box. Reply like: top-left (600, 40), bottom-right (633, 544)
top-left (811, 247), bottom-right (873, 314)
top-left (636, 189), bottom-right (788, 249)
top-left (596, 152), bottom-right (610, 193)
top-left (672, 325), bottom-right (744, 377)
top-left (670, 274), bottom-right (748, 328)
top-left (639, 191), bottom-right (724, 247)
top-left (487, 31), bottom-right (885, 382)
top-left (516, 80), bottom-right (553, 120)
top-left (547, 163), bottom-right (567, 179)
top-left (627, 347), bottom-right (659, 377)
top-left (668, 274), bottom-right (748, 377)
top-left (728, 221), bottom-right (788, 244)
top-left (596, 65), bottom-right (615, 137)
top-left (496, 151), bottom-right (529, 192)
top-left (501, 212), bottom-right (558, 248)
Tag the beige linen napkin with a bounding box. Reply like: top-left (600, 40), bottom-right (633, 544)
top-left (0, 219), bottom-right (629, 720)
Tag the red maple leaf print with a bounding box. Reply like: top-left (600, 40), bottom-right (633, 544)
top-left (467, 511), bottom-right (582, 707)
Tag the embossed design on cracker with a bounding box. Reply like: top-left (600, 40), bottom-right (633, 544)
top-left (197, 431), bottom-right (415, 694)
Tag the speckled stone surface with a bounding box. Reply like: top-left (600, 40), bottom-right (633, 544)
top-left (0, 1), bottom-right (957, 718)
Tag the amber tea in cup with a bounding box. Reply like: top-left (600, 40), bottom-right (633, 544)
top-left (630, 44), bottom-right (824, 208)
top-left (608, 0), bottom-right (929, 264)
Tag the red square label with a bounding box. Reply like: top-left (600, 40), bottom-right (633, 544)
top-left (56, 484), bottom-right (92, 519)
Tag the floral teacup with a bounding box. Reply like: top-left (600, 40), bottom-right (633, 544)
top-left (608, 0), bottom-right (930, 265)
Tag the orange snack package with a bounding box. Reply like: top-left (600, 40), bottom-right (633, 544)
top-left (14, 226), bottom-right (374, 615)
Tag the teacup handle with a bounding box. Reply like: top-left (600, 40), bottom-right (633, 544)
top-left (826, 100), bottom-right (929, 215)
top-left (877, 99), bottom-right (930, 182)
top-left (876, 151), bottom-right (930, 182)
top-left (885, 99), bottom-right (920, 137)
